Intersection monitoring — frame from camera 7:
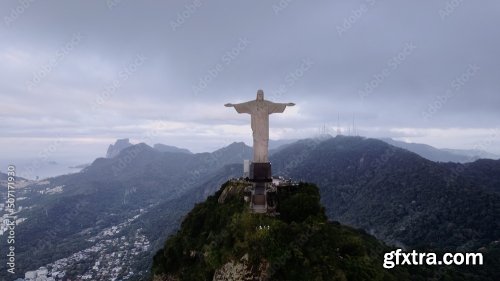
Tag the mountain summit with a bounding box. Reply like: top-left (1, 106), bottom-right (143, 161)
top-left (380, 138), bottom-right (499, 163)
top-left (4, 137), bottom-right (499, 280)
top-left (151, 181), bottom-right (429, 281)
top-left (106, 138), bottom-right (133, 158)
top-left (154, 143), bottom-right (192, 154)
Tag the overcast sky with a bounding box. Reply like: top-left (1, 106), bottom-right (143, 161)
top-left (1, 0), bottom-right (500, 171)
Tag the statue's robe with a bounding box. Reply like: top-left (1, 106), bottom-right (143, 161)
top-left (232, 100), bottom-right (289, 163)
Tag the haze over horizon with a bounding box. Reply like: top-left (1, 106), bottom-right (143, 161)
top-left (2, 1), bottom-right (500, 176)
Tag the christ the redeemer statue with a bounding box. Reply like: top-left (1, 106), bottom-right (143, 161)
top-left (225, 90), bottom-right (295, 163)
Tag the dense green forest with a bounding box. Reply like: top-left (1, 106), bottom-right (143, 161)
top-left (153, 181), bottom-right (477, 280)
top-left (271, 136), bottom-right (500, 251)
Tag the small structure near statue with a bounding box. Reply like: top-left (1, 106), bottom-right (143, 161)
top-left (225, 90), bottom-right (295, 213)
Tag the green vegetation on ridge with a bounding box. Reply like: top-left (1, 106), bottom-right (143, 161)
top-left (152, 181), bottom-right (426, 280)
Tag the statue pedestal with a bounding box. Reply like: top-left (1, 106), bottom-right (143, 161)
top-left (250, 162), bottom-right (272, 182)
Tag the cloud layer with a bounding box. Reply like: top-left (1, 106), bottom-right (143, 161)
top-left (1, 0), bottom-right (499, 165)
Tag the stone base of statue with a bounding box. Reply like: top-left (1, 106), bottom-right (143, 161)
top-left (250, 162), bottom-right (272, 182)
top-left (251, 182), bottom-right (267, 213)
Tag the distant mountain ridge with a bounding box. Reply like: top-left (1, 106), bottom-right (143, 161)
top-left (106, 138), bottom-right (133, 158)
top-left (106, 138), bottom-right (193, 158)
top-left (4, 136), bottom-right (500, 279)
top-left (0, 170), bottom-right (28, 181)
top-left (0, 142), bottom-right (252, 279)
top-left (441, 148), bottom-right (500, 160)
top-left (380, 138), bottom-right (499, 163)
top-left (270, 136), bottom-right (500, 251)
top-left (0, 171), bottom-right (8, 181)
top-left (153, 143), bottom-right (192, 154)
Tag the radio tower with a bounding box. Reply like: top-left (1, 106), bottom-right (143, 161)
top-left (337, 113), bottom-right (341, 135)
top-left (352, 113), bottom-right (356, 137)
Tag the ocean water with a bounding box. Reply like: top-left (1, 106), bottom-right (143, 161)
top-left (0, 158), bottom-right (88, 180)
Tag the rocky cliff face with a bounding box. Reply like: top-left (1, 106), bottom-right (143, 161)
top-left (212, 254), bottom-right (268, 281)
top-left (106, 138), bottom-right (133, 158)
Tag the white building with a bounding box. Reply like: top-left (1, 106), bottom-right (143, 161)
top-left (37, 266), bottom-right (49, 276)
top-left (243, 160), bottom-right (250, 178)
top-left (25, 270), bottom-right (37, 280)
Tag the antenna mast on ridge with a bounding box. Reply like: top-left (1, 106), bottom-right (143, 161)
top-left (352, 113), bottom-right (355, 137)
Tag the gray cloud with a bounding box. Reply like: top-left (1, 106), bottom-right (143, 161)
top-left (1, 0), bottom-right (499, 167)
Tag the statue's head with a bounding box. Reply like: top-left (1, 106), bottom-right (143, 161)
top-left (256, 89), bottom-right (264, 101)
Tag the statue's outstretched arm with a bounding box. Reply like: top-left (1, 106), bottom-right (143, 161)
top-left (268, 102), bottom-right (295, 114)
top-left (225, 101), bottom-right (253, 114)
